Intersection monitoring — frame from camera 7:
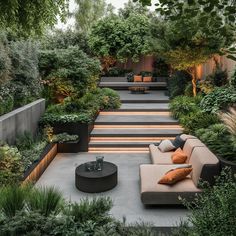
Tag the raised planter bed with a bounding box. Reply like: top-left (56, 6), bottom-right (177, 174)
top-left (51, 122), bottom-right (94, 152)
top-left (23, 143), bottom-right (57, 183)
top-left (57, 140), bottom-right (80, 153)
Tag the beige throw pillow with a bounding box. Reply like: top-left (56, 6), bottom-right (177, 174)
top-left (158, 140), bottom-right (176, 152)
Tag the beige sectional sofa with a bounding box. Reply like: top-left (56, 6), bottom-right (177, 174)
top-left (140, 135), bottom-right (220, 205)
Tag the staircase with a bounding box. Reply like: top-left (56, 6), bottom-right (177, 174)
top-left (88, 77), bottom-right (183, 153)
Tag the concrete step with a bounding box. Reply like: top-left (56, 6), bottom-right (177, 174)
top-left (88, 147), bottom-right (149, 153)
top-left (119, 103), bottom-right (170, 111)
top-left (91, 128), bottom-right (183, 137)
top-left (99, 111), bottom-right (171, 116)
top-left (99, 82), bottom-right (167, 90)
top-left (94, 114), bottom-right (179, 125)
top-left (120, 99), bottom-right (169, 103)
top-left (89, 141), bottom-right (164, 148)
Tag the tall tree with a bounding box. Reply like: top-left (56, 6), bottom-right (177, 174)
top-left (89, 13), bottom-right (152, 71)
top-left (119, 0), bottom-right (149, 18)
top-left (0, 0), bottom-right (69, 36)
top-left (152, 12), bottom-right (234, 96)
top-left (135, 0), bottom-right (236, 60)
top-left (74, 0), bottom-right (114, 34)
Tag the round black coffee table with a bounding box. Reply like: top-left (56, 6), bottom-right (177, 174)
top-left (75, 161), bottom-right (117, 193)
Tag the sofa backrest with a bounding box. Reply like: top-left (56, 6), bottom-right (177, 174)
top-left (180, 134), bottom-right (197, 141)
top-left (183, 138), bottom-right (206, 162)
top-left (189, 146), bottom-right (220, 187)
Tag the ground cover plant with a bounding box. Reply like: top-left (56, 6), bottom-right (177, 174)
top-left (0, 185), bottom-right (157, 236)
top-left (172, 169), bottom-right (236, 236)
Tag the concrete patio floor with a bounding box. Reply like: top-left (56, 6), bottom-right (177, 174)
top-left (36, 152), bottom-right (189, 227)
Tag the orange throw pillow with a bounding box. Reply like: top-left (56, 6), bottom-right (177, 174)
top-left (171, 148), bottom-right (187, 164)
top-left (134, 75), bottom-right (142, 82)
top-left (158, 168), bottom-right (192, 185)
top-left (143, 76), bottom-right (152, 82)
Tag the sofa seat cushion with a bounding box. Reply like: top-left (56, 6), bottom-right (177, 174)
top-left (140, 164), bottom-right (201, 205)
top-left (149, 144), bottom-right (173, 164)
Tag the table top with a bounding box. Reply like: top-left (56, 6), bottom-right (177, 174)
top-left (75, 161), bottom-right (117, 179)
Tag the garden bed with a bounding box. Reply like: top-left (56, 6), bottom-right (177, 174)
top-left (51, 122), bottom-right (94, 152)
top-left (23, 143), bottom-right (57, 183)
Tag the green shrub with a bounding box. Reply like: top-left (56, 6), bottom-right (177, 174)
top-left (168, 71), bottom-right (192, 99)
top-left (15, 132), bottom-right (47, 171)
top-left (0, 85), bottom-right (14, 115)
top-left (39, 46), bottom-right (101, 99)
top-left (0, 39), bottom-right (11, 85)
top-left (169, 95), bottom-right (201, 119)
top-left (104, 67), bottom-right (129, 77)
top-left (180, 111), bottom-right (220, 134)
top-left (27, 187), bottom-right (63, 217)
top-left (69, 197), bottom-right (113, 225)
top-left (40, 88), bottom-right (120, 126)
top-left (230, 67), bottom-right (236, 89)
top-left (98, 88), bottom-right (121, 110)
top-left (173, 169), bottom-right (236, 236)
top-left (153, 56), bottom-right (170, 77)
top-left (0, 145), bottom-right (24, 186)
top-left (0, 185), bottom-right (29, 217)
top-left (196, 124), bottom-right (236, 162)
top-left (51, 133), bottom-right (79, 143)
top-left (200, 86), bottom-right (236, 113)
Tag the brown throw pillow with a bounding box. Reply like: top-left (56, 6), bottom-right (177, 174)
top-left (158, 167), bottom-right (192, 185)
top-left (171, 148), bottom-right (187, 164)
top-left (134, 75), bottom-right (142, 82)
top-left (143, 76), bottom-right (152, 82)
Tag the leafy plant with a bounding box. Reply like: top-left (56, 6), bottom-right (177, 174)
top-left (168, 70), bottom-right (192, 99)
top-left (200, 86), bottom-right (236, 113)
top-left (173, 169), bottom-right (236, 236)
top-left (0, 144), bottom-right (24, 186)
top-left (39, 46), bottom-right (101, 100)
top-left (27, 186), bottom-right (63, 217)
top-left (89, 13), bottom-right (152, 63)
top-left (40, 113), bottom-right (94, 125)
top-left (69, 197), bottom-right (113, 224)
top-left (98, 88), bottom-right (121, 110)
top-left (0, 85), bottom-right (14, 115)
top-left (219, 107), bottom-right (236, 136)
top-left (169, 95), bottom-right (201, 119)
top-left (0, 185), bottom-right (29, 217)
top-left (51, 133), bottom-right (79, 143)
top-left (180, 111), bottom-right (219, 134)
top-left (127, 72), bottom-right (134, 82)
top-left (196, 124), bottom-right (236, 162)
top-left (16, 132), bottom-right (35, 150)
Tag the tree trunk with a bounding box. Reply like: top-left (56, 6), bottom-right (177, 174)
top-left (189, 67), bottom-right (197, 97)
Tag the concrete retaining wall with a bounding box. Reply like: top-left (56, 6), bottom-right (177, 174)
top-left (0, 99), bottom-right (45, 145)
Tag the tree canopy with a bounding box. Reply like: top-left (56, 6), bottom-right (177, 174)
top-left (0, 0), bottom-right (69, 36)
top-left (74, 0), bottom-right (114, 34)
top-left (152, 10), bottom-right (235, 96)
top-left (135, 0), bottom-right (236, 60)
top-left (89, 13), bottom-right (152, 63)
